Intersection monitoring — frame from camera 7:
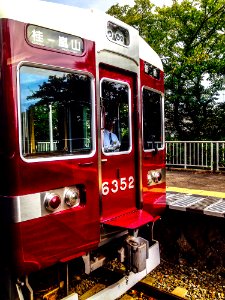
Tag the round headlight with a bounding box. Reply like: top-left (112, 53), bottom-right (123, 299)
top-left (64, 188), bottom-right (80, 207)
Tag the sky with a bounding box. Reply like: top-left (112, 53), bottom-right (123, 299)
top-left (43, 0), bottom-right (173, 11)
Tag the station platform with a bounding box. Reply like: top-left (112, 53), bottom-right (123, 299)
top-left (166, 170), bottom-right (225, 217)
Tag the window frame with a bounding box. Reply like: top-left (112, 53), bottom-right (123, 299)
top-left (142, 86), bottom-right (164, 152)
top-left (100, 77), bottom-right (132, 156)
top-left (17, 62), bottom-right (96, 162)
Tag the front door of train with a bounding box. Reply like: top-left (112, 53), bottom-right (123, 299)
top-left (100, 66), bottom-right (137, 223)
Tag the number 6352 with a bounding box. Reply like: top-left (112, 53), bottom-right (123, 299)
top-left (102, 176), bottom-right (135, 196)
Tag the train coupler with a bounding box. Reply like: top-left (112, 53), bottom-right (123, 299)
top-left (126, 236), bottom-right (149, 273)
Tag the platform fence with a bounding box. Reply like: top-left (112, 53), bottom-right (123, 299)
top-left (166, 141), bottom-right (225, 172)
top-left (36, 140), bottom-right (225, 172)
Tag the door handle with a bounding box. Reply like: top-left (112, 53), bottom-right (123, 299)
top-left (78, 162), bottom-right (94, 166)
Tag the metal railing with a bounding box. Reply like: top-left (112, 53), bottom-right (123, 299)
top-left (36, 140), bottom-right (225, 172)
top-left (36, 141), bottom-right (58, 152)
top-left (166, 141), bottom-right (225, 171)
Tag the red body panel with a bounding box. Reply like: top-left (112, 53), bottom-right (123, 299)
top-left (100, 66), bottom-right (138, 221)
top-left (0, 19), bottom-right (100, 275)
top-left (14, 207), bottom-right (99, 274)
top-left (140, 60), bottom-right (164, 94)
top-left (140, 59), bottom-right (166, 216)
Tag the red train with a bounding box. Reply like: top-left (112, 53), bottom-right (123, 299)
top-left (0, 1), bottom-right (166, 299)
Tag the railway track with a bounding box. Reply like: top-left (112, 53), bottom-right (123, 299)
top-left (30, 216), bottom-right (225, 300)
top-left (33, 208), bottom-right (225, 300)
top-left (71, 271), bottom-right (187, 300)
top-left (122, 278), bottom-right (187, 300)
top-left (34, 256), bottom-right (225, 300)
top-left (35, 261), bottom-right (188, 300)
top-left (34, 261), bottom-right (185, 300)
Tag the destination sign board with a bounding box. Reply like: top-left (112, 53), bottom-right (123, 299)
top-left (27, 25), bottom-right (84, 55)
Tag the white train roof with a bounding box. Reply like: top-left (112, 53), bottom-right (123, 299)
top-left (139, 37), bottom-right (163, 71)
top-left (0, 0), bottom-right (94, 41)
top-left (0, 0), bottom-right (163, 70)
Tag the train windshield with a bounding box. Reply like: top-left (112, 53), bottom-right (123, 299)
top-left (101, 79), bottom-right (131, 153)
top-left (19, 66), bottom-right (93, 158)
top-left (143, 88), bottom-right (163, 150)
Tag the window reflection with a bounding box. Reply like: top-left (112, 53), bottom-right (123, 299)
top-left (20, 66), bottom-right (93, 158)
top-left (101, 80), bottom-right (130, 153)
top-left (143, 88), bottom-right (163, 150)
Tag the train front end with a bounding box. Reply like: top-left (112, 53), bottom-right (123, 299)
top-left (0, 1), bottom-right (100, 297)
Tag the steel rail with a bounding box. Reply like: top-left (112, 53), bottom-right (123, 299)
top-left (134, 281), bottom-right (186, 300)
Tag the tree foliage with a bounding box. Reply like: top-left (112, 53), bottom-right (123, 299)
top-left (107, 0), bottom-right (225, 140)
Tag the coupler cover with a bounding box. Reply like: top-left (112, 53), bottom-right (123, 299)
top-left (126, 236), bottom-right (149, 273)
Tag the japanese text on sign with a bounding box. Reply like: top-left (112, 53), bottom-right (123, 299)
top-left (27, 25), bottom-right (84, 55)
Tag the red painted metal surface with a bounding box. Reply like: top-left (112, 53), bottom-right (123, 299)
top-left (102, 209), bottom-right (157, 229)
top-left (100, 65), bottom-right (138, 222)
top-left (0, 19), bottom-right (98, 196)
top-left (140, 58), bottom-right (166, 216)
top-left (14, 209), bottom-right (100, 274)
top-left (0, 19), bottom-right (100, 275)
top-left (140, 59), bottom-right (164, 94)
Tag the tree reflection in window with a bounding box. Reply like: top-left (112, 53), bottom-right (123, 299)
top-left (143, 89), bottom-right (163, 150)
top-left (20, 66), bottom-right (93, 158)
top-left (101, 80), bottom-right (130, 153)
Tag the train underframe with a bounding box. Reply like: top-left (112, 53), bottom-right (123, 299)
top-left (10, 223), bottom-right (160, 300)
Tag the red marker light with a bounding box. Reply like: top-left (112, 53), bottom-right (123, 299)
top-left (44, 193), bottom-right (61, 212)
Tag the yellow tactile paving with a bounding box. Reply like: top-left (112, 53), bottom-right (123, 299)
top-left (167, 186), bottom-right (225, 199)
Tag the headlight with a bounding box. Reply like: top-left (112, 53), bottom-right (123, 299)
top-left (64, 187), bottom-right (80, 207)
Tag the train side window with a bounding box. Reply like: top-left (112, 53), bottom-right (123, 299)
top-left (101, 79), bottom-right (131, 154)
top-left (143, 88), bottom-right (163, 151)
top-left (19, 66), bottom-right (93, 159)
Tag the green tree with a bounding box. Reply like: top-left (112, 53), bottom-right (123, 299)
top-left (107, 0), bottom-right (225, 140)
